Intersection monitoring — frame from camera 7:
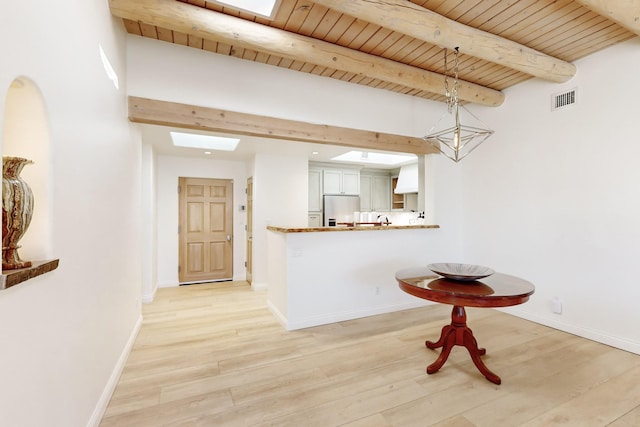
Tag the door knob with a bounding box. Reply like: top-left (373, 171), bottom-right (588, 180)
top-left (227, 235), bottom-right (232, 241)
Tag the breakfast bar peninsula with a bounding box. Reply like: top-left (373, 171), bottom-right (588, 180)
top-left (266, 223), bottom-right (447, 330)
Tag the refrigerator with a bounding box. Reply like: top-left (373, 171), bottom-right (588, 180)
top-left (323, 195), bottom-right (360, 226)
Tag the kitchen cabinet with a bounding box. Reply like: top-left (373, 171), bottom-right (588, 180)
top-left (405, 193), bottom-right (418, 211)
top-left (308, 167), bottom-right (322, 211)
top-left (308, 213), bottom-right (321, 227)
top-left (360, 172), bottom-right (391, 211)
top-left (323, 169), bottom-right (360, 195)
top-left (392, 177), bottom-right (404, 210)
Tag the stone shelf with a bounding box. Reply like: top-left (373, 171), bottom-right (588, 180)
top-left (0, 259), bottom-right (59, 290)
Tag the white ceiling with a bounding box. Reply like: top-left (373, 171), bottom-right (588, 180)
top-left (140, 124), bottom-right (417, 169)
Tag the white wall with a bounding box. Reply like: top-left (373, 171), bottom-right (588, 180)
top-left (141, 142), bottom-right (158, 302)
top-left (126, 35), bottom-right (441, 138)
top-left (0, 1), bottom-right (142, 426)
top-left (252, 153), bottom-right (309, 288)
top-left (269, 227), bottom-right (461, 330)
top-left (156, 155), bottom-right (248, 285)
top-left (461, 37), bottom-right (640, 353)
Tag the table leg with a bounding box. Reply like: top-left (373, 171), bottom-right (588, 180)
top-left (425, 305), bottom-right (501, 385)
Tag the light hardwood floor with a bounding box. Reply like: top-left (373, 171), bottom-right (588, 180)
top-left (101, 281), bottom-right (640, 427)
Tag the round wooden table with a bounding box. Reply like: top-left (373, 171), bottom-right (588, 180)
top-left (396, 267), bottom-right (535, 384)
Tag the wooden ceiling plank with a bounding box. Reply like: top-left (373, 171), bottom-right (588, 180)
top-left (346, 23), bottom-right (381, 50)
top-left (278, 57), bottom-right (295, 68)
top-left (297, 4), bottom-right (329, 37)
top-left (370, 32), bottom-right (412, 57)
top-left (358, 27), bottom-right (394, 54)
top-left (139, 22), bottom-right (159, 39)
top-left (299, 62), bottom-right (316, 73)
top-left (128, 96), bottom-right (439, 154)
top-left (310, 8), bottom-right (342, 39)
top-left (388, 38), bottom-right (429, 63)
top-left (271, 0), bottom-right (298, 28)
top-left (512, 2), bottom-right (585, 47)
top-left (397, 42), bottom-right (437, 65)
top-left (335, 18), bottom-right (370, 47)
top-left (242, 49), bottom-right (258, 61)
top-left (310, 0), bottom-right (575, 82)
top-left (322, 14), bottom-right (357, 44)
top-left (445, 0), bottom-right (485, 21)
top-left (283, 0), bottom-right (312, 32)
top-left (470, 0), bottom-right (538, 33)
top-left (568, 29), bottom-right (635, 60)
top-left (453, 0), bottom-right (501, 24)
top-left (123, 19), bottom-right (142, 35)
top-left (156, 26), bottom-right (174, 42)
top-left (288, 60), bottom-right (306, 71)
top-left (574, 0), bottom-right (640, 36)
top-left (543, 14), bottom-right (615, 57)
top-left (202, 1), bottom-right (223, 12)
top-left (173, 31), bottom-right (189, 46)
top-left (216, 42), bottom-right (232, 55)
top-left (109, 0), bottom-right (505, 106)
top-left (202, 38), bottom-right (218, 52)
top-left (188, 35), bottom-right (204, 48)
top-left (480, 0), bottom-right (549, 36)
top-left (266, 54), bottom-right (281, 66)
top-left (229, 46), bottom-right (245, 59)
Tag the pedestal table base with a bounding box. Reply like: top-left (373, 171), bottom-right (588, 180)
top-left (425, 305), bottom-right (501, 385)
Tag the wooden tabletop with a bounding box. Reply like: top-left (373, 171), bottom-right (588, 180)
top-left (396, 267), bottom-right (535, 308)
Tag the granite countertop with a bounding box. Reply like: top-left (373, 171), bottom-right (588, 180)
top-left (267, 224), bottom-right (440, 233)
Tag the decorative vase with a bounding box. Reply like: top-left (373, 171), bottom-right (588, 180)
top-left (2, 156), bottom-right (34, 270)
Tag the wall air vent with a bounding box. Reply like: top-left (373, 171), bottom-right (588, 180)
top-left (551, 88), bottom-right (577, 111)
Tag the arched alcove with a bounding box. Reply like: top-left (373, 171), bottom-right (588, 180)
top-left (2, 76), bottom-right (52, 270)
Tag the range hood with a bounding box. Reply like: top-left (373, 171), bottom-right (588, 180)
top-left (394, 163), bottom-right (419, 194)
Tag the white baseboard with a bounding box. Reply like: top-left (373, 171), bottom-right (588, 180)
top-left (142, 286), bottom-right (157, 304)
top-left (87, 314), bottom-right (143, 427)
top-left (251, 281), bottom-right (268, 291)
top-left (502, 307), bottom-right (640, 355)
top-left (267, 299), bottom-right (431, 331)
top-left (266, 299), bottom-right (288, 329)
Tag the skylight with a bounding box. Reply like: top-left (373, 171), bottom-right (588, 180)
top-left (331, 151), bottom-right (416, 166)
top-left (170, 132), bottom-right (240, 151)
top-left (213, 0), bottom-right (279, 18)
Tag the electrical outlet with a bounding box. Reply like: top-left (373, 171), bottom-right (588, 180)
top-left (551, 297), bottom-right (563, 314)
top-left (375, 286), bottom-right (380, 295)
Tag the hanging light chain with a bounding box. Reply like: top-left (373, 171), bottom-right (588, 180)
top-left (444, 47), bottom-right (460, 114)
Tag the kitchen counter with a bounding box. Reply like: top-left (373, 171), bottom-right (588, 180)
top-left (266, 222), bottom-right (449, 330)
top-left (267, 224), bottom-right (439, 233)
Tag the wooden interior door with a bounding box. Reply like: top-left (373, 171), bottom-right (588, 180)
top-left (179, 177), bottom-right (233, 283)
top-left (246, 177), bottom-right (253, 284)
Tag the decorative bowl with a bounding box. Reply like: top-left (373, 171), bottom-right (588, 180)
top-left (427, 263), bottom-right (494, 281)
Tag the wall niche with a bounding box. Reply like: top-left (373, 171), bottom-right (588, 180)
top-left (1, 76), bottom-right (58, 289)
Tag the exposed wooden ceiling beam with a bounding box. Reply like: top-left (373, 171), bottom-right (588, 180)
top-left (128, 97), bottom-right (440, 155)
top-left (109, 0), bottom-right (504, 106)
top-left (311, 0), bottom-right (576, 83)
top-left (574, 0), bottom-right (640, 36)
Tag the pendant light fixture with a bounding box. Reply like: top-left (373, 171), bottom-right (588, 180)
top-left (424, 47), bottom-right (494, 162)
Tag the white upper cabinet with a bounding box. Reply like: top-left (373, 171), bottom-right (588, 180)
top-left (323, 169), bottom-right (360, 195)
top-left (371, 175), bottom-right (391, 211)
top-left (360, 172), bottom-right (391, 211)
top-left (308, 167), bottom-right (322, 211)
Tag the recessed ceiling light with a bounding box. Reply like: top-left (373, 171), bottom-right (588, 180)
top-left (204, 151), bottom-right (212, 155)
top-left (212, 0), bottom-right (278, 18)
top-left (170, 132), bottom-right (240, 151)
top-left (331, 151), bottom-right (416, 166)
top-left (312, 151), bottom-right (319, 155)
